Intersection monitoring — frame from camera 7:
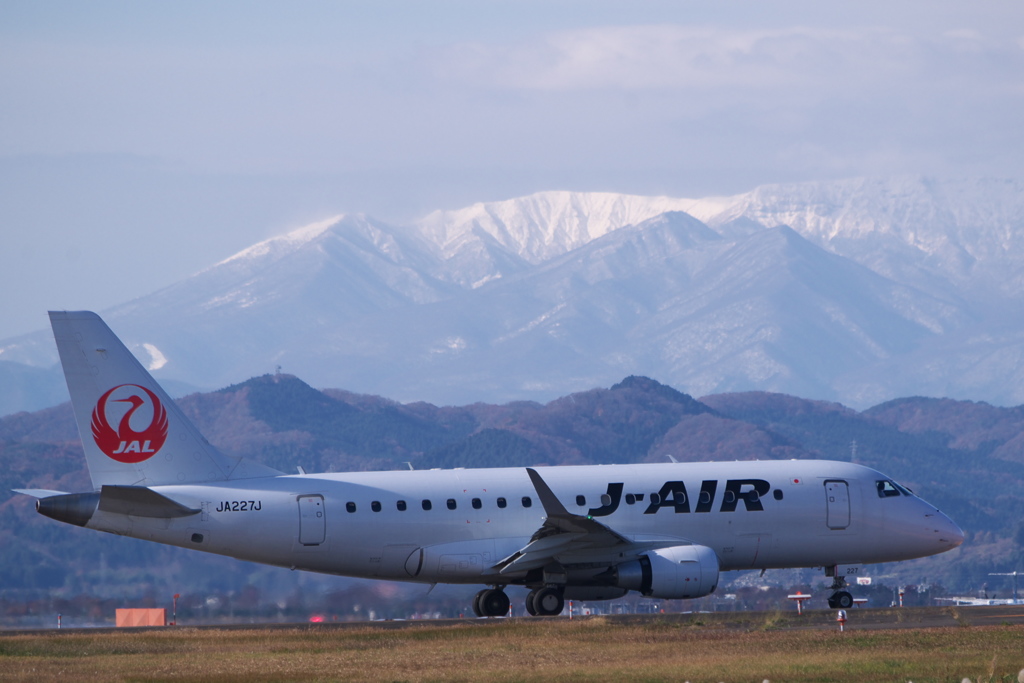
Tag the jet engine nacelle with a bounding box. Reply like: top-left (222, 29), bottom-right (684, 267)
top-left (613, 544), bottom-right (719, 599)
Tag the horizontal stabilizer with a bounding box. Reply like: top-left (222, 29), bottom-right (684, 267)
top-left (11, 489), bottom-right (69, 499)
top-left (98, 485), bottom-right (200, 519)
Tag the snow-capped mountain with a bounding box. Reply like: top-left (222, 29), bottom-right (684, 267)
top-left (416, 191), bottom-right (705, 285)
top-left (3, 176), bottom-right (1023, 415)
top-left (690, 176), bottom-right (1024, 297)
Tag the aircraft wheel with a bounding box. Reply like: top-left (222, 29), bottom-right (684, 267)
top-left (525, 590), bottom-right (539, 616)
top-left (834, 591), bottom-right (854, 609)
top-left (531, 586), bottom-right (564, 616)
top-left (472, 589), bottom-right (488, 617)
top-left (480, 588), bottom-right (510, 617)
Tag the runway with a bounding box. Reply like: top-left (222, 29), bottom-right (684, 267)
top-left (3, 604), bottom-right (1024, 636)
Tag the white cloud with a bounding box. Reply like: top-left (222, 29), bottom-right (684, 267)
top-left (141, 343), bottom-right (168, 371)
top-left (433, 24), bottom-right (1018, 95)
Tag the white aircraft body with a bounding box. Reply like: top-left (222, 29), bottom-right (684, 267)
top-left (15, 312), bottom-right (964, 616)
top-left (937, 597), bottom-right (1024, 606)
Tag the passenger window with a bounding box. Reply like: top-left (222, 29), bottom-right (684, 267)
top-left (447, 498), bottom-right (457, 510)
top-left (699, 491), bottom-right (711, 505)
top-left (397, 500), bottom-right (407, 511)
top-left (576, 495), bottom-right (586, 506)
top-left (497, 497), bottom-right (507, 509)
top-left (422, 499), bottom-right (432, 511)
top-left (522, 496), bottom-right (532, 508)
top-left (472, 498), bottom-right (482, 510)
top-left (371, 501), bottom-right (381, 512)
top-left (650, 493), bottom-right (661, 505)
top-left (773, 489), bottom-right (784, 501)
top-left (625, 493), bottom-right (636, 505)
top-left (346, 502), bottom-right (356, 513)
top-left (876, 480), bottom-right (902, 498)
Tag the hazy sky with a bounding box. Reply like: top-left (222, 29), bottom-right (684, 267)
top-left (1, 1), bottom-right (1022, 340)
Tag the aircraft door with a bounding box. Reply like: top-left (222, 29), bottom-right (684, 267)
top-left (298, 495), bottom-right (326, 545)
top-left (825, 480), bottom-right (850, 530)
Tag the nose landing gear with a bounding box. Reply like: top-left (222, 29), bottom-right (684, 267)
top-left (828, 590), bottom-right (854, 609)
top-left (824, 565), bottom-right (860, 609)
top-left (826, 574), bottom-right (854, 609)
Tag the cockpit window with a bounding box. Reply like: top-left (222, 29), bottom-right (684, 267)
top-left (876, 480), bottom-right (905, 498)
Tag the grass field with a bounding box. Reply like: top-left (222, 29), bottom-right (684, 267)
top-left (2, 617), bottom-right (1024, 682)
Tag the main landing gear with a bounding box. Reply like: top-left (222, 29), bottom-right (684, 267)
top-left (472, 587), bottom-right (511, 617)
top-left (472, 586), bottom-right (566, 617)
top-left (525, 587), bottom-right (564, 616)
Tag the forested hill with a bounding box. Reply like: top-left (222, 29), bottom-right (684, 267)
top-left (2, 374), bottom-right (1023, 598)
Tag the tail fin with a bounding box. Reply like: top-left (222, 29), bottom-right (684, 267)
top-left (49, 311), bottom-right (280, 488)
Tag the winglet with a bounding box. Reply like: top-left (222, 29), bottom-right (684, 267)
top-left (523, 467), bottom-right (630, 542)
top-left (526, 467), bottom-right (571, 518)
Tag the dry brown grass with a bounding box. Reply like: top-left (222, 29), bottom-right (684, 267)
top-left (1, 619), bottom-right (1023, 682)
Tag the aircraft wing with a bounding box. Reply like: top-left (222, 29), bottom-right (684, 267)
top-left (492, 468), bottom-right (649, 574)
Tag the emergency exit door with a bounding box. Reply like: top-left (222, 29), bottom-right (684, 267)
top-left (298, 495), bottom-right (326, 545)
top-left (825, 480), bottom-right (850, 530)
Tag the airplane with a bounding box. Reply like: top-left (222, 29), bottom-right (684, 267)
top-left (935, 597), bottom-right (1024, 607)
top-left (14, 311), bottom-right (964, 616)
top-left (937, 571), bottom-right (1024, 606)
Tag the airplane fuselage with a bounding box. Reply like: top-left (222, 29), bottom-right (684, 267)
top-left (80, 460), bottom-right (960, 585)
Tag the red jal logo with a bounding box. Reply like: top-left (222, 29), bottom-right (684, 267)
top-left (90, 384), bottom-right (168, 463)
